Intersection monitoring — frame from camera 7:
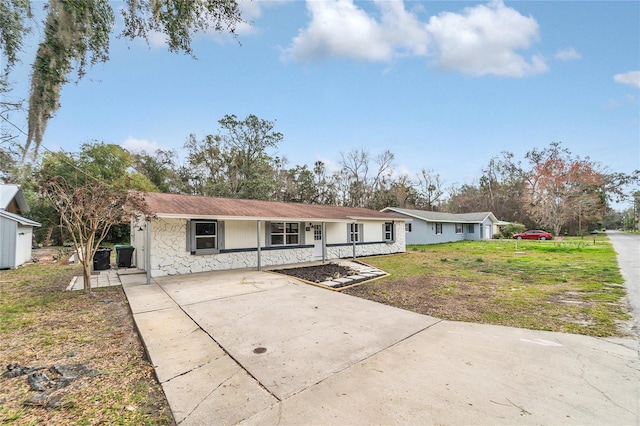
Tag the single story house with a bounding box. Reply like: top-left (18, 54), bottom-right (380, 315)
top-left (0, 184), bottom-right (41, 269)
top-left (132, 192), bottom-right (406, 278)
top-left (380, 207), bottom-right (498, 245)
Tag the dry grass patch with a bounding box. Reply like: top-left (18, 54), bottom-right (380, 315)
top-left (0, 256), bottom-right (173, 425)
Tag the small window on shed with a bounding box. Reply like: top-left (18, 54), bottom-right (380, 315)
top-left (455, 223), bottom-right (463, 234)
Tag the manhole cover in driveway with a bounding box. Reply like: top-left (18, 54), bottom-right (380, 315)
top-left (253, 347), bottom-right (267, 354)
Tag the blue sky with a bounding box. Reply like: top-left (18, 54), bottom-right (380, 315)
top-left (9, 1), bottom-right (640, 203)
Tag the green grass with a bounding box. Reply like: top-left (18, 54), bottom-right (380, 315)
top-left (353, 237), bottom-right (631, 337)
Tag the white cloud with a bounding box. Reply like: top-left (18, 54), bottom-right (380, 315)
top-left (122, 136), bottom-right (160, 154)
top-left (283, 0), bottom-right (429, 62)
top-left (614, 71), bottom-right (640, 88)
top-left (284, 0), bottom-right (547, 78)
top-left (555, 47), bottom-right (581, 61)
top-left (425, 0), bottom-right (547, 77)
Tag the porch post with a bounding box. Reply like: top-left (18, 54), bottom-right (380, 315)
top-left (322, 221), bottom-right (326, 263)
top-left (257, 220), bottom-right (262, 271)
top-left (352, 222), bottom-right (356, 260)
top-left (145, 219), bottom-right (151, 285)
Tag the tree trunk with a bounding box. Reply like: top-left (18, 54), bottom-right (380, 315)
top-left (82, 237), bottom-right (94, 294)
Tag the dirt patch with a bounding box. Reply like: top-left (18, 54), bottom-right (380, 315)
top-left (31, 246), bottom-right (75, 264)
top-left (343, 275), bottom-right (497, 322)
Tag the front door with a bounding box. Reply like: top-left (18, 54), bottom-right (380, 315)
top-left (313, 224), bottom-right (323, 259)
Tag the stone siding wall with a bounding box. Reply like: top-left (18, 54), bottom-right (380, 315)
top-left (150, 218), bottom-right (316, 277)
top-left (326, 239), bottom-right (405, 260)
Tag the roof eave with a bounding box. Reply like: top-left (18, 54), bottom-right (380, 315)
top-left (153, 213), bottom-right (396, 223)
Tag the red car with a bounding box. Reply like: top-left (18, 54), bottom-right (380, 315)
top-left (513, 230), bottom-right (553, 240)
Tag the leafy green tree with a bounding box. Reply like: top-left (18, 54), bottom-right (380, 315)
top-left (501, 223), bottom-right (526, 239)
top-left (184, 114), bottom-right (282, 200)
top-left (34, 142), bottom-right (154, 292)
top-left (0, 0), bottom-right (31, 92)
top-left (0, 0), bottom-right (243, 159)
top-left (131, 149), bottom-right (183, 193)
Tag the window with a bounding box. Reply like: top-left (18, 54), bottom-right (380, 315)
top-left (270, 222), bottom-right (299, 246)
top-left (405, 223), bottom-right (412, 232)
top-left (467, 224), bottom-right (475, 233)
top-left (383, 222), bottom-right (395, 242)
top-left (435, 223), bottom-right (443, 235)
top-left (348, 223), bottom-right (362, 242)
top-left (455, 223), bottom-right (463, 234)
top-left (190, 220), bottom-right (218, 254)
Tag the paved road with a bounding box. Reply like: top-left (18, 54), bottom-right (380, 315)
top-left (608, 230), bottom-right (640, 338)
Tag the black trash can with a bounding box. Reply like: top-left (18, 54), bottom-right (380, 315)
top-left (93, 247), bottom-right (112, 271)
top-left (115, 246), bottom-right (135, 268)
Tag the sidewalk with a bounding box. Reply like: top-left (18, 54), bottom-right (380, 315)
top-left (66, 268), bottom-right (144, 291)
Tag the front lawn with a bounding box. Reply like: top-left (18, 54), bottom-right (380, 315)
top-left (344, 237), bottom-right (632, 337)
top-left (0, 260), bottom-right (173, 425)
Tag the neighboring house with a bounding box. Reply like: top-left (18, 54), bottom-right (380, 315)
top-left (0, 184), bottom-right (41, 269)
top-left (132, 192), bottom-right (406, 278)
top-left (380, 207), bottom-right (498, 245)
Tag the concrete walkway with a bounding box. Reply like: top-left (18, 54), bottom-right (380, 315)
top-left (120, 266), bottom-right (640, 425)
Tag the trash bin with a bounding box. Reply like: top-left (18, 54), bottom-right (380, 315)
top-left (93, 247), bottom-right (112, 271)
top-left (115, 245), bottom-right (135, 268)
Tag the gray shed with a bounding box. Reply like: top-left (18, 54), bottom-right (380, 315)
top-left (0, 184), bottom-right (41, 269)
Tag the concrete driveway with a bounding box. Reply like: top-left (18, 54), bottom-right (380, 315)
top-left (121, 267), bottom-right (640, 425)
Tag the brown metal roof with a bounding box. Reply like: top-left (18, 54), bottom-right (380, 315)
top-left (142, 192), bottom-right (403, 222)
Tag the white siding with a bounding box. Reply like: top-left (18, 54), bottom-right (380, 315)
top-left (225, 220), bottom-right (257, 249)
top-left (15, 224), bottom-right (33, 267)
top-left (139, 217), bottom-right (406, 277)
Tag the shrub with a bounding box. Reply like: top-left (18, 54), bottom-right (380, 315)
top-left (501, 223), bottom-right (526, 238)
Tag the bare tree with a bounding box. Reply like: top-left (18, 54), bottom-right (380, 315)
top-left (338, 148), bottom-right (395, 208)
top-left (416, 168), bottom-right (444, 210)
top-left (39, 177), bottom-right (148, 293)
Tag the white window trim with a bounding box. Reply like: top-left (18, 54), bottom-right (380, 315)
top-left (189, 219), bottom-right (220, 255)
top-left (269, 221), bottom-right (301, 246)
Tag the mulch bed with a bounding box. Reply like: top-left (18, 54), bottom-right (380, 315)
top-left (271, 263), bottom-right (373, 289)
